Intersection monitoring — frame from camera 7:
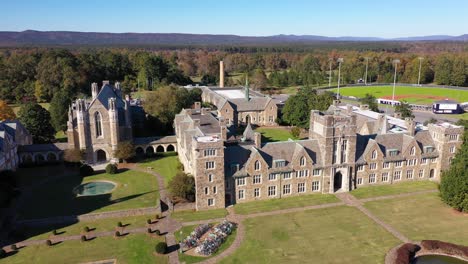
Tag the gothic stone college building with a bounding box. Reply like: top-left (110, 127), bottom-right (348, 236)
top-left (174, 101), bottom-right (463, 210)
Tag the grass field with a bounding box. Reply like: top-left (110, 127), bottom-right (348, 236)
top-left (233, 193), bottom-right (339, 215)
top-left (138, 153), bottom-right (180, 185)
top-left (254, 127), bottom-right (298, 142)
top-left (19, 168), bottom-right (159, 220)
top-left (175, 223), bottom-right (237, 263)
top-left (350, 181), bottom-right (438, 199)
top-left (331, 86), bottom-right (468, 104)
top-left (171, 208), bottom-right (228, 222)
top-left (0, 234), bottom-right (167, 264)
top-left (364, 192), bottom-right (468, 245)
top-left (222, 206), bottom-right (400, 264)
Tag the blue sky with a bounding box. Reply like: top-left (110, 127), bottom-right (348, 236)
top-left (2, 0), bottom-right (468, 38)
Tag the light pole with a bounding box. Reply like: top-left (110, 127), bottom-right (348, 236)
top-left (417, 57), bottom-right (424, 86)
top-left (364, 57), bottom-right (370, 85)
top-left (328, 59), bottom-right (332, 88)
top-left (392, 59), bottom-right (400, 105)
top-left (337, 58), bottom-right (344, 99)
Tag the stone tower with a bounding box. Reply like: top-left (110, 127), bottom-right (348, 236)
top-left (427, 123), bottom-right (464, 177)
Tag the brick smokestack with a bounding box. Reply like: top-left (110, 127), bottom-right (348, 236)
top-left (219, 61), bottom-right (224, 88)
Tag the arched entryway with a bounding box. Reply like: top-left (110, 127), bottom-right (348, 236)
top-left (136, 147), bottom-right (144, 156)
top-left (429, 169), bottom-right (435, 178)
top-left (96, 149), bottom-right (107, 162)
top-left (156, 145), bottom-right (164, 153)
top-left (22, 154), bottom-right (33, 164)
top-left (166, 144), bottom-right (175, 152)
top-left (245, 115), bottom-right (251, 124)
top-left (35, 154), bottom-right (45, 164)
top-left (47, 152), bottom-right (57, 162)
top-left (334, 172), bottom-right (343, 192)
top-left (146, 146), bottom-right (154, 156)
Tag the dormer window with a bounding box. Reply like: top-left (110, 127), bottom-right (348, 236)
top-left (410, 146), bottom-right (416, 156)
top-left (300, 156), bottom-right (306, 166)
top-left (424, 146), bottom-right (435, 153)
top-left (274, 159), bottom-right (286, 168)
top-left (388, 149), bottom-right (399, 156)
top-left (371, 150), bottom-right (377, 160)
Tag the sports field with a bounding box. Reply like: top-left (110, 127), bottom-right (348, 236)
top-left (331, 86), bottom-right (468, 105)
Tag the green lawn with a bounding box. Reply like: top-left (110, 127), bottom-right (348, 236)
top-left (15, 165), bottom-right (74, 187)
top-left (364, 192), bottom-right (468, 245)
top-left (138, 153), bottom-right (180, 185)
top-left (174, 223), bottom-right (237, 263)
top-left (171, 209), bottom-right (228, 222)
top-left (18, 169), bottom-right (159, 220)
top-left (233, 194), bottom-right (339, 215)
top-left (254, 127), bottom-right (298, 142)
top-left (331, 86), bottom-right (468, 104)
top-left (9, 103), bottom-right (50, 115)
top-left (350, 181), bottom-right (438, 199)
top-left (21, 215), bottom-right (156, 242)
top-left (221, 206), bottom-right (400, 264)
top-left (0, 234), bottom-right (167, 264)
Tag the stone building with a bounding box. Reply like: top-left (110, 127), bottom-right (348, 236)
top-left (201, 84), bottom-right (278, 127)
top-left (174, 101), bottom-right (464, 210)
top-left (0, 120), bottom-right (32, 171)
top-left (67, 82), bottom-right (133, 163)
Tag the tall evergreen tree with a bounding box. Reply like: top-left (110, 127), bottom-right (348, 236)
top-left (18, 102), bottom-right (55, 143)
top-left (49, 89), bottom-right (73, 133)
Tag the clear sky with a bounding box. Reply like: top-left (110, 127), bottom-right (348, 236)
top-left (2, 0), bottom-right (468, 38)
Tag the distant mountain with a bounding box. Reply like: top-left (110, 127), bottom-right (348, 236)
top-left (0, 30), bottom-right (466, 46)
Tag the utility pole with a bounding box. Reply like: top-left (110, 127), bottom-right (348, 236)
top-left (392, 59), bottom-right (400, 104)
top-left (337, 58), bottom-right (344, 99)
top-left (417, 57), bottom-right (424, 86)
top-left (328, 59), bottom-right (332, 88)
top-left (364, 57), bottom-right (370, 85)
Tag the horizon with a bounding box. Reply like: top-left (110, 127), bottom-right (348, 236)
top-left (2, 0), bottom-right (468, 38)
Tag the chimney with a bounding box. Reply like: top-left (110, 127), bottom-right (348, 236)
top-left (346, 104), bottom-right (353, 114)
top-left (91, 82), bottom-right (99, 99)
top-left (201, 108), bottom-right (209, 115)
top-left (219, 61), bottom-right (224, 88)
top-left (359, 104), bottom-right (369, 111)
top-left (245, 76), bottom-right (250, 101)
top-left (254, 132), bottom-right (262, 149)
top-left (394, 112), bottom-right (402, 119)
top-left (114, 82), bottom-right (122, 98)
top-left (102, 80), bottom-right (110, 86)
top-left (333, 99), bottom-right (341, 106)
top-left (194, 102), bottom-right (201, 110)
top-left (405, 117), bottom-right (415, 136)
top-left (125, 94), bottom-right (130, 102)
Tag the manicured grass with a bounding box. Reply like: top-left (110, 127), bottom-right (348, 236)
top-left (221, 206), bottom-right (400, 264)
top-left (54, 131), bottom-right (67, 142)
top-left (138, 153), bottom-right (180, 185)
top-left (21, 215), bottom-right (156, 242)
top-left (233, 194), bottom-right (339, 215)
top-left (0, 234), bottom-right (167, 264)
top-left (350, 181), bottom-right (438, 199)
top-left (171, 209), bottom-right (228, 222)
top-left (18, 169), bottom-right (159, 220)
top-left (331, 86), bottom-right (468, 104)
top-left (175, 223), bottom-right (237, 263)
top-left (254, 127), bottom-right (297, 142)
top-left (9, 103), bottom-right (50, 115)
top-left (441, 112), bottom-right (468, 120)
top-left (364, 192), bottom-right (468, 245)
top-left (16, 165), bottom-right (74, 187)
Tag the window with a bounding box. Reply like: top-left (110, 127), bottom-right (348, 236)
top-left (297, 170), bottom-right (309, 177)
top-left (254, 160), bottom-right (261, 171)
top-left (424, 146), bottom-right (435, 153)
top-left (382, 172), bottom-right (389, 182)
top-left (450, 146), bottom-right (456, 153)
top-left (410, 146), bottom-right (416, 156)
top-left (253, 175), bottom-right (262, 184)
top-left (395, 161), bottom-right (402, 168)
top-left (298, 183), bottom-right (306, 193)
top-left (237, 178), bottom-right (246, 186)
top-left (238, 190), bottom-right (245, 200)
top-left (208, 174), bottom-right (214, 182)
top-left (431, 158), bottom-right (437, 163)
top-left (208, 198), bottom-right (214, 206)
top-left (313, 169), bottom-right (321, 176)
top-left (204, 187), bottom-right (209, 195)
top-left (206, 161), bottom-right (215, 170)
top-left (449, 134), bottom-right (458, 141)
top-left (300, 156), bottom-right (306, 166)
top-left (94, 112), bottom-right (103, 137)
top-left (421, 158), bottom-right (428, 165)
top-left (357, 178), bottom-right (363, 185)
top-left (357, 165), bottom-right (364, 172)
top-left (254, 188), bottom-right (260, 197)
top-left (418, 169), bottom-right (424, 178)
top-left (213, 186), bottom-right (217, 194)
top-left (275, 160), bottom-right (286, 168)
top-left (369, 173), bottom-right (376, 184)
top-left (408, 159), bottom-right (417, 166)
top-left (371, 150), bottom-right (377, 159)
top-left (383, 162), bottom-right (390, 169)
top-left (389, 150), bottom-right (399, 156)
top-left (406, 170), bottom-right (413, 179)
top-left (393, 171), bottom-right (401, 181)
top-left (312, 181), bottom-right (320, 191)
top-left (204, 149), bottom-right (216, 156)
top-left (269, 116), bottom-right (274, 122)
top-left (341, 140), bottom-right (348, 163)
top-left (369, 163), bottom-right (377, 170)
top-left (268, 173), bottom-right (278, 181)
top-left (268, 186), bottom-right (277, 197)
top-left (283, 184), bottom-right (291, 195)
top-left (283, 172), bottom-right (292, 180)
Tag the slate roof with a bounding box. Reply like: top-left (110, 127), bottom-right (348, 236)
top-left (87, 84), bottom-right (125, 110)
top-left (242, 123), bottom-right (255, 141)
top-left (229, 97), bottom-right (273, 111)
top-left (18, 143), bottom-right (68, 152)
top-left (134, 136), bottom-right (177, 145)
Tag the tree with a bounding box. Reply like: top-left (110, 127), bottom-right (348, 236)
top-left (155, 242), bottom-right (167, 254)
top-left (251, 69), bottom-right (268, 89)
top-left (451, 58), bottom-right (466, 86)
top-left (49, 89), bottom-right (73, 133)
top-left (105, 163), bottom-right (118, 174)
top-left (114, 141), bottom-right (136, 162)
top-left (63, 149), bottom-right (84, 164)
top-left (168, 171), bottom-right (195, 201)
top-left (434, 55), bottom-right (452, 85)
top-left (394, 101), bottom-right (414, 119)
top-left (18, 102), bottom-right (55, 143)
top-left (359, 93), bottom-right (379, 112)
top-left (290, 127), bottom-right (301, 139)
top-left (0, 100), bottom-right (16, 121)
top-left (440, 120), bottom-right (468, 212)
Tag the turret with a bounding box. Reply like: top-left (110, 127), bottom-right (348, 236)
top-left (219, 61), bottom-right (224, 88)
top-left (76, 99), bottom-right (87, 150)
top-left (108, 98), bottom-right (119, 152)
top-left (115, 82), bottom-right (122, 98)
top-left (91, 83), bottom-right (99, 99)
top-left (245, 75), bottom-right (250, 101)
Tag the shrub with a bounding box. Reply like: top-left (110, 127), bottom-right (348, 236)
top-left (155, 242), bottom-right (167, 254)
top-left (290, 126), bottom-right (301, 139)
top-left (46, 239), bottom-right (52, 246)
top-left (114, 141), bottom-right (135, 162)
top-left (155, 214), bottom-right (160, 219)
top-left (147, 227), bottom-right (152, 233)
top-left (10, 244), bottom-right (17, 251)
top-left (117, 221), bottom-right (123, 227)
top-left (105, 163), bottom-right (118, 174)
top-left (115, 231), bottom-right (121, 237)
top-left (155, 229), bottom-right (161, 236)
top-left (0, 249), bottom-right (6, 258)
top-left (52, 230), bottom-right (58, 235)
top-left (147, 219), bottom-right (152, 225)
top-left (81, 235), bottom-right (87, 242)
top-left (79, 164), bottom-right (94, 176)
top-left (168, 171), bottom-right (195, 201)
top-left (83, 226), bottom-right (89, 233)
